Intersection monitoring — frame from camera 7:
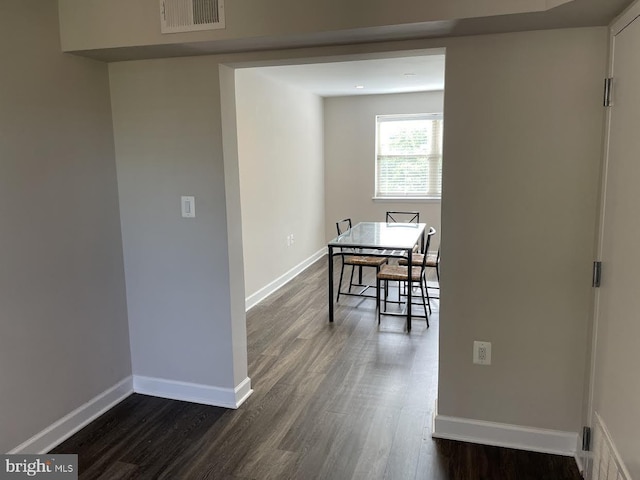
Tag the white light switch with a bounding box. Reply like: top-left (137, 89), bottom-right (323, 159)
top-left (181, 196), bottom-right (195, 218)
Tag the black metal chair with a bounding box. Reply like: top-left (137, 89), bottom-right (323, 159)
top-left (335, 219), bottom-right (387, 302)
top-left (400, 238), bottom-right (440, 302)
top-left (376, 227), bottom-right (436, 326)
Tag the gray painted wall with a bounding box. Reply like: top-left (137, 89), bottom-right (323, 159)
top-left (106, 26), bottom-right (607, 438)
top-left (0, 0), bottom-right (130, 453)
top-left (57, 0), bottom-right (559, 53)
top-left (323, 91), bottom-right (443, 246)
top-left (3, 3), bottom-right (617, 454)
top-left (439, 28), bottom-right (607, 431)
top-left (219, 65), bottom-right (251, 385)
top-left (109, 57), bottom-right (248, 388)
top-left (235, 70), bottom-right (325, 299)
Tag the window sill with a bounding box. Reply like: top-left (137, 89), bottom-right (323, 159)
top-left (372, 197), bottom-right (441, 203)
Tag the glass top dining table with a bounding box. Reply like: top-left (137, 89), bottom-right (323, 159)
top-left (327, 221), bottom-right (426, 331)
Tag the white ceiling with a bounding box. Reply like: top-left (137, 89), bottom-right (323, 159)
top-left (244, 53), bottom-right (446, 97)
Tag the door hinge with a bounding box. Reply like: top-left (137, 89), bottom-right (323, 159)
top-left (592, 261), bottom-right (602, 288)
top-left (604, 78), bottom-right (613, 107)
top-left (582, 426), bottom-right (592, 451)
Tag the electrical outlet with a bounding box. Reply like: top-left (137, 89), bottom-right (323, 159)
top-left (290, 233), bottom-right (294, 244)
top-left (473, 341), bottom-right (491, 365)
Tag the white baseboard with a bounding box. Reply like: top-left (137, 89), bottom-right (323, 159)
top-left (432, 414), bottom-right (579, 457)
top-left (245, 248), bottom-right (326, 311)
top-left (8, 376), bottom-right (133, 454)
top-left (8, 375), bottom-right (253, 455)
top-left (133, 375), bottom-right (253, 409)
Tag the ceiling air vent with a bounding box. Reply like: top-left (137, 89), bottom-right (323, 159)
top-left (160, 0), bottom-right (225, 33)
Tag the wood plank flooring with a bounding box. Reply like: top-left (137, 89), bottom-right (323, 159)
top-left (52, 256), bottom-right (582, 479)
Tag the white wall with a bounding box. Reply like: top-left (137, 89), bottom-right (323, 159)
top-left (109, 57), bottom-right (248, 391)
top-left (0, 0), bottom-right (130, 453)
top-left (324, 91), bottom-right (443, 247)
top-left (235, 70), bottom-right (325, 299)
top-left (439, 27), bottom-right (607, 432)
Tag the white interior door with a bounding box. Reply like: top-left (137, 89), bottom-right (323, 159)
top-left (587, 11), bottom-right (640, 480)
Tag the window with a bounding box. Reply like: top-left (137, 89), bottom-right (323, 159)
top-left (375, 113), bottom-right (443, 199)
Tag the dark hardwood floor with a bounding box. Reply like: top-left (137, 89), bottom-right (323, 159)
top-left (52, 256), bottom-right (582, 480)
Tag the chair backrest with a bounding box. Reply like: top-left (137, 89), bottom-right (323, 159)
top-left (420, 227), bottom-right (437, 269)
top-left (386, 211), bottom-right (420, 224)
top-left (336, 218), bottom-right (352, 236)
top-left (336, 218), bottom-right (354, 255)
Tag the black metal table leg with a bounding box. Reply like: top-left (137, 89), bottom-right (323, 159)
top-left (407, 247), bottom-right (412, 332)
top-left (328, 246), bottom-right (334, 322)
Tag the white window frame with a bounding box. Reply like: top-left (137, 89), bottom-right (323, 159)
top-left (374, 113), bottom-right (443, 200)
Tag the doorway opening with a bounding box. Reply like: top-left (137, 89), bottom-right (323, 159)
top-left (220, 47), bottom-right (446, 419)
